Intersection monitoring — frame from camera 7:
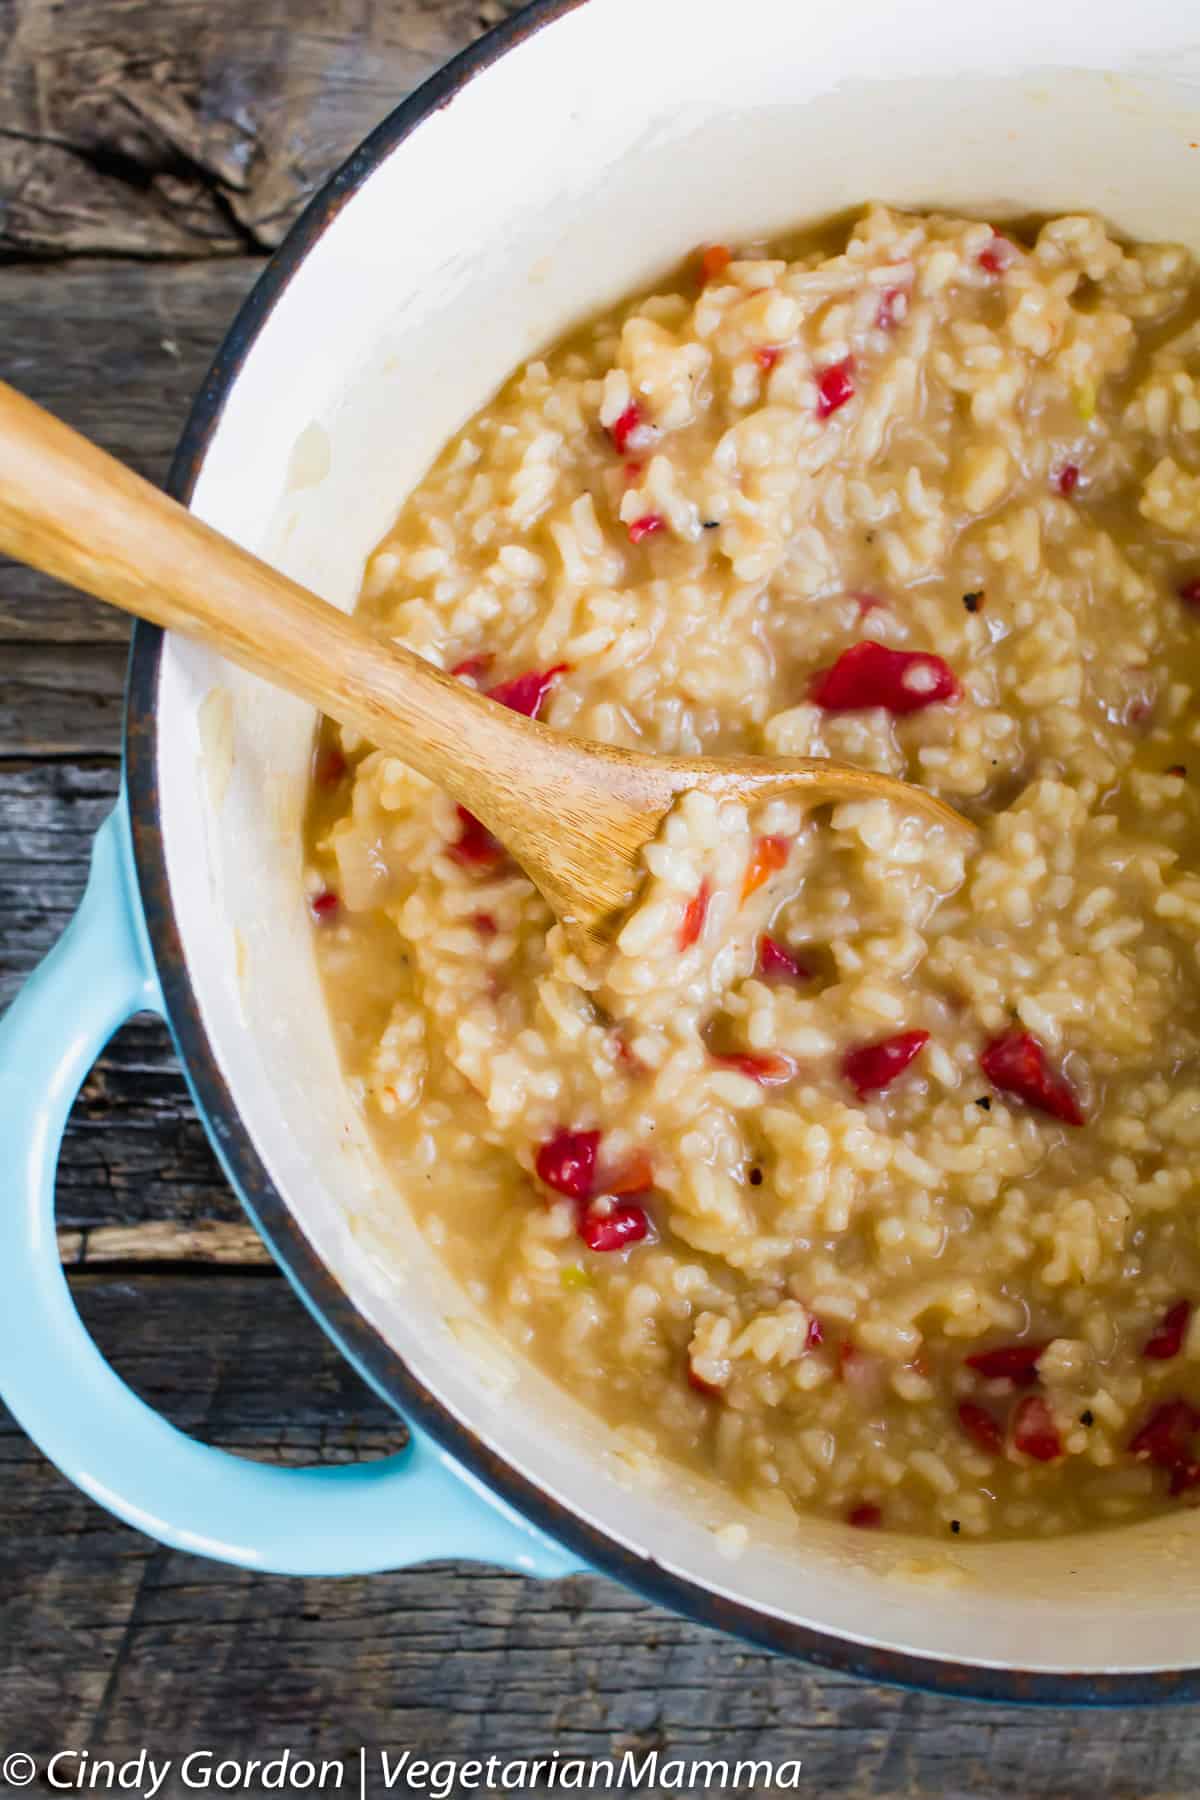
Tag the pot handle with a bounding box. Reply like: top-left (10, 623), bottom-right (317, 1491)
top-left (0, 801), bottom-right (584, 1578)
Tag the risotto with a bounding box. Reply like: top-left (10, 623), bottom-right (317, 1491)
top-left (304, 206), bottom-right (1200, 1541)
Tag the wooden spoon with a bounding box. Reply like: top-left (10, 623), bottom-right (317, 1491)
top-left (0, 379), bottom-right (971, 947)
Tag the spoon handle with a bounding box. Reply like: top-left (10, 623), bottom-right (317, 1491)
top-left (0, 375), bottom-right (587, 834)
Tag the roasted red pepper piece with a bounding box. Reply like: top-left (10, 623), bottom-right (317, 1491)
top-left (1129, 1398), bottom-right (1200, 1468)
top-left (846, 1502), bottom-right (882, 1529)
top-left (842, 1029), bottom-right (930, 1099)
top-left (449, 804), bottom-right (505, 867)
top-left (979, 1031), bottom-right (1084, 1126)
top-left (314, 745), bottom-right (347, 786)
top-left (602, 1150), bottom-right (655, 1198)
top-left (712, 1051), bottom-right (797, 1087)
top-left (450, 653), bottom-right (494, 684)
top-left (535, 1128), bottom-right (601, 1203)
top-left (678, 879), bottom-right (711, 950)
top-left (609, 402), bottom-right (648, 456)
top-left (699, 244), bottom-right (732, 283)
top-left (687, 1361), bottom-right (723, 1399)
top-left (979, 233), bottom-right (1017, 275)
top-left (758, 935), bottom-right (810, 981)
top-left (1144, 1300), bottom-right (1193, 1361)
top-left (628, 514), bottom-right (666, 545)
top-left (958, 1399), bottom-right (1004, 1456)
top-left (965, 1341), bottom-right (1048, 1387)
top-left (487, 664), bottom-right (568, 720)
top-left (742, 834), bottom-right (790, 900)
top-left (578, 1199), bottom-right (650, 1253)
top-left (310, 890), bottom-right (339, 920)
top-left (811, 641), bottom-right (960, 714)
top-left (816, 356), bottom-right (855, 419)
top-left (876, 286), bottom-right (907, 331)
top-left (1011, 1394), bottom-right (1062, 1461)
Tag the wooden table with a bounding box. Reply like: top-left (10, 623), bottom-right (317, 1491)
top-left (0, 4), bottom-right (1196, 1789)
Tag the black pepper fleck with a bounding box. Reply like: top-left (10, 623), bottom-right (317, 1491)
top-left (1080, 1410), bottom-right (1095, 1427)
top-left (975, 1096), bottom-right (992, 1110)
top-left (963, 591), bottom-right (984, 613)
top-left (749, 1166), bottom-right (764, 1187)
top-left (950, 1520), bottom-right (961, 1534)
top-left (702, 520), bottom-right (719, 530)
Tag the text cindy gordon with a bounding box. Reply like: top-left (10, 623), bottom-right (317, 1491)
top-left (35, 1747), bottom-right (805, 1795)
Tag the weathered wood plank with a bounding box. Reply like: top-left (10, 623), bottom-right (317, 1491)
top-left (0, 0), bottom-right (526, 259)
top-left (0, 258), bottom-right (261, 748)
top-left (1, 1271), bottom-right (1193, 1792)
top-left (58, 1219), bottom-right (271, 1266)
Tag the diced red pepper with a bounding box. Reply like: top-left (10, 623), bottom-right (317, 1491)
top-left (609, 402), bottom-right (648, 456)
top-left (1129, 1398), bottom-right (1200, 1468)
top-left (536, 1128), bottom-right (601, 1203)
top-left (876, 286), bottom-right (907, 331)
top-left (958, 1399), bottom-right (1004, 1456)
top-left (1056, 463), bottom-right (1081, 498)
top-left (758, 934), bottom-right (811, 982)
top-left (1170, 1461), bottom-right (1200, 1497)
top-left (628, 514), bottom-right (666, 545)
top-left (755, 345), bottom-right (781, 373)
top-left (979, 233), bottom-right (1016, 275)
top-left (816, 356), bottom-right (855, 419)
top-left (310, 890), bottom-right (339, 920)
top-left (579, 1198), bottom-right (650, 1253)
top-left (806, 1314), bottom-right (824, 1350)
top-left (678, 879), bottom-right (711, 950)
top-left (1178, 578), bottom-right (1200, 610)
top-left (811, 640), bottom-right (960, 714)
top-left (487, 664), bottom-right (568, 720)
top-left (471, 911), bottom-right (498, 938)
top-left (687, 1361), bottom-right (723, 1399)
top-left (842, 1029), bottom-right (930, 1099)
top-left (979, 1030), bottom-right (1084, 1127)
top-left (450, 653), bottom-right (494, 684)
top-left (602, 1150), bottom-right (655, 1198)
top-left (965, 1341), bottom-right (1048, 1387)
top-left (1011, 1394), bottom-right (1062, 1461)
top-left (699, 243), bottom-right (732, 283)
top-left (449, 805), bottom-right (505, 868)
top-left (314, 745), bottom-right (347, 786)
top-left (712, 1051), bottom-right (797, 1087)
top-left (846, 1502), bottom-right (883, 1529)
top-left (623, 460), bottom-right (644, 483)
top-left (1144, 1300), bottom-right (1193, 1361)
top-left (742, 834), bottom-right (790, 900)
top-left (855, 591), bottom-right (888, 620)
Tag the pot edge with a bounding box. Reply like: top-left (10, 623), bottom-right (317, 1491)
top-left (120, 0), bottom-right (1199, 1707)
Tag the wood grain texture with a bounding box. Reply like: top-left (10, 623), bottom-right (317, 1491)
top-left (0, 0), bottom-right (526, 259)
top-left (0, 259), bottom-right (259, 752)
top-left (4, 1276), bottom-right (1200, 1794)
top-left (0, 0), bottom-right (1189, 1785)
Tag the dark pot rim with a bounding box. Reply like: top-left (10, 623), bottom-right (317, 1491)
top-left (122, 0), bottom-right (1198, 1706)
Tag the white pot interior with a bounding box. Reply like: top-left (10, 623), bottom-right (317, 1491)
top-left (156, 0), bottom-right (1200, 1674)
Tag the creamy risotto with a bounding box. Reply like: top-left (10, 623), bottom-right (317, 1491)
top-left (305, 206), bottom-right (1200, 1542)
